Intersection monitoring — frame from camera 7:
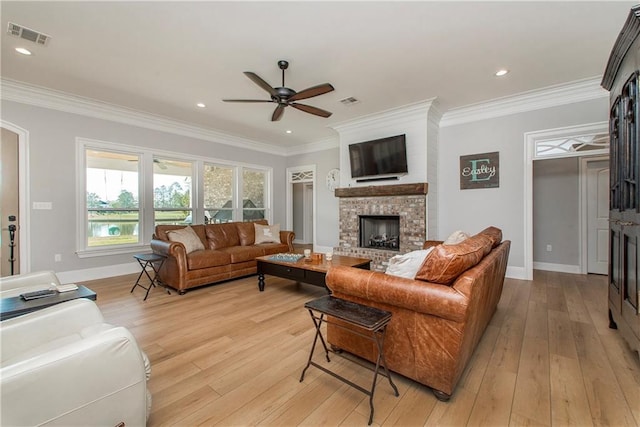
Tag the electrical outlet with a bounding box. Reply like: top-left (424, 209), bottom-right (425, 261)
top-left (54, 254), bottom-right (61, 262)
top-left (546, 244), bottom-right (552, 252)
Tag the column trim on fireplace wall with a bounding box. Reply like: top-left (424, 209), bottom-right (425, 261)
top-left (334, 183), bottom-right (428, 198)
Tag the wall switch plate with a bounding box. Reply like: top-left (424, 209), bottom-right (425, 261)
top-left (546, 244), bottom-right (552, 252)
top-left (54, 254), bottom-right (61, 262)
top-left (33, 202), bottom-right (52, 210)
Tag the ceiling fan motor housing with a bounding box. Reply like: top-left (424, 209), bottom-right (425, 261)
top-left (274, 87), bottom-right (296, 102)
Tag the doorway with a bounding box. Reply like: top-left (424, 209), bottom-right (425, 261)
top-left (291, 182), bottom-right (314, 244)
top-left (525, 122), bottom-right (609, 280)
top-left (1, 127), bottom-right (20, 276)
top-left (286, 165), bottom-right (316, 248)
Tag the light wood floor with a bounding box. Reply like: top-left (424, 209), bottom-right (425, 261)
top-left (84, 270), bottom-right (640, 426)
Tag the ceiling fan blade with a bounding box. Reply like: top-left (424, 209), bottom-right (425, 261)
top-left (222, 99), bottom-right (274, 103)
top-left (290, 103), bottom-right (332, 118)
top-left (288, 83), bottom-right (335, 102)
top-left (244, 72), bottom-right (277, 97)
top-left (272, 104), bottom-right (285, 121)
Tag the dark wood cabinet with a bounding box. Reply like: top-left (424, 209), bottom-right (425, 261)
top-left (602, 6), bottom-right (640, 357)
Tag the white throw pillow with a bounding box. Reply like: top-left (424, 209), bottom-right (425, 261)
top-left (385, 248), bottom-right (434, 279)
top-left (254, 223), bottom-right (281, 244)
top-left (166, 226), bottom-right (205, 254)
top-left (443, 230), bottom-right (470, 245)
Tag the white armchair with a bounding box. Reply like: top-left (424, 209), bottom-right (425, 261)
top-left (0, 270), bottom-right (61, 298)
top-left (1, 298), bottom-right (151, 426)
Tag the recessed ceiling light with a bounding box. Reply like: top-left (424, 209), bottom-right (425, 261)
top-left (15, 47), bottom-right (31, 55)
top-left (196, 102), bottom-right (206, 108)
top-left (286, 130), bottom-right (292, 134)
top-left (495, 69), bottom-right (509, 77)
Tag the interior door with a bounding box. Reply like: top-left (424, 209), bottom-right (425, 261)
top-left (587, 160), bottom-right (610, 274)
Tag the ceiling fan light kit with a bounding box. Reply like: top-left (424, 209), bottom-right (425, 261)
top-left (223, 60), bottom-right (335, 122)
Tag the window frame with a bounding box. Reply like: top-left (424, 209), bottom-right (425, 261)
top-left (76, 139), bottom-right (146, 257)
top-left (76, 138), bottom-right (273, 258)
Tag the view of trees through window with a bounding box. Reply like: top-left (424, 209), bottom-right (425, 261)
top-left (154, 159), bottom-right (193, 225)
top-left (85, 150), bottom-right (140, 247)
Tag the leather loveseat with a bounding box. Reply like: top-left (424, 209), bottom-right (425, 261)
top-left (325, 226), bottom-right (510, 401)
top-left (151, 220), bottom-right (294, 294)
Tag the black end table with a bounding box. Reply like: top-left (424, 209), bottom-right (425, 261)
top-left (300, 295), bottom-right (399, 425)
top-left (131, 253), bottom-right (170, 301)
top-left (1, 285), bottom-right (97, 321)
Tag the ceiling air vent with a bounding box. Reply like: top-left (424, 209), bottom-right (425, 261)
top-left (340, 96), bottom-right (360, 106)
top-left (7, 22), bottom-right (51, 46)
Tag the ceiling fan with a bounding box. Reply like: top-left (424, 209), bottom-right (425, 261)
top-left (223, 60), bottom-right (334, 122)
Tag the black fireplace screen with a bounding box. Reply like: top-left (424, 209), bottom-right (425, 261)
top-left (359, 215), bottom-right (400, 250)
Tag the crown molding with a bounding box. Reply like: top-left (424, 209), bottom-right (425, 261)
top-left (0, 78), bottom-right (288, 156)
top-left (440, 76), bottom-right (608, 127)
top-left (285, 136), bottom-right (339, 156)
top-left (330, 98), bottom-right (438, 134)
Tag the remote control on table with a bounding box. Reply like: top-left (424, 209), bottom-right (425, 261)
top-left (20, 289), bottom-right (57, 300)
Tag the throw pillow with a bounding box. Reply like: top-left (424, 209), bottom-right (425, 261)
top-left (443, 230), bottom-right (470, 245)
top-left (254, 223), bottom-right (281, 244)
top-left (385, 248), bottom-right (434, 279)
top-left (414, 234), bottom-right (492, 285)
top-left (166, 226), bottom-right (205, 254)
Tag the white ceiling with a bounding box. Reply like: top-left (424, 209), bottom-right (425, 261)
top-left (0, 1), bottom-right (635, 148)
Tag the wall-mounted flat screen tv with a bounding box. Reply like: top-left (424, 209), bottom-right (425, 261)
top-left (348, 134), bottom-right (408, 180)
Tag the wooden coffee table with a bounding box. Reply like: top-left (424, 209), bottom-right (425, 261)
top-left (256, 254), bottom-right (371, 291)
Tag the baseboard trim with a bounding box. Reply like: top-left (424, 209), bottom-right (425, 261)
top-left (505, 266), bottom-right (527, 280)
top-left (532, 262), bottom-right (581, 274)
top-left (57, 262), bottom-right (140, 284)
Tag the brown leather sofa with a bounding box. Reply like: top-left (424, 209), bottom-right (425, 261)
top-left (150, 220), bottom-right (294, 294)
top-left (325, 226), bottom-right (510, 401)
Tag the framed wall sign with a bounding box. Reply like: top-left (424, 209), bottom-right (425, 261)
top-left (460, 151), bottom-right (499, 189)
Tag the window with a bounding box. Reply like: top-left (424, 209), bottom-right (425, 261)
top-left (534, 133), bottom-right (609, 159)
top-left (153, 158), bottom-right (193, 225)
top-left (243, 169), bottom-right (267, 221)
top-left (204, 164), bottom-right (234, 223)
top-left (85, 149), bottom-right (140, 248)
top-left (78, 138), bottom-right (273, 256)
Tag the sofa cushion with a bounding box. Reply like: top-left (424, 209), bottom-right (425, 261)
top-left (254, 223), bottom-right (281, 244)
top-left (479, 226), bottom-right (503, 248)
top-left (186, 250), bottom-right (232, 270)
top-left (236, 220), bottom-right (268, 246)
top-left (443, 230), bottom-right (470, 245)
top-left (166, 226), bottom-right (205, 254)
top-left (218, 246), bottom-right (264, 264)
top-left (415, 233), bottom-right (492, 285)
top-left (206, 223), bottom-right (240, 249)
top-left (385, 248), bottom-right (434, 279)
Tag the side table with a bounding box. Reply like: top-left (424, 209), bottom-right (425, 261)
top-left (1, 285), bottom-right (97, 321)
top-left (300, 295), bottom-right (399, 425)
top-left (131, 253), bottom-right (170, 301)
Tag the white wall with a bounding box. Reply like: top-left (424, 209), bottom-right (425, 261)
top-left (333, 102), bottom-right (433, 188)
top-left (2, 100), bottom-right (288, 280)
top-left (438, 97), bottom-right (608, 277)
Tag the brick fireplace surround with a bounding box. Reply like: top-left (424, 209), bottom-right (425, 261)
top-left (333, 183), bottom-right (429, 271)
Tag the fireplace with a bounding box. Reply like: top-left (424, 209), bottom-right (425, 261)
top-left (360, 215), bottom-right (400, 251)
top-left (334, 183), bottom-right (428, 271)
